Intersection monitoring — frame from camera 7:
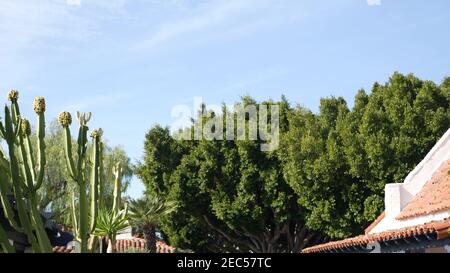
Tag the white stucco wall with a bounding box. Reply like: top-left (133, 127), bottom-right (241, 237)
top-left (116, 226), bottom-right (133, 239)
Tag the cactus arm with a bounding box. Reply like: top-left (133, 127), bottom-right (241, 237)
top-left (112, 163), bottom-right (122, 214)
top-left (2, 94), bottom-right (55, 253)
top-left (89, 135), bottom-right (100, 233)
top-left (3, 107), bottom-right (42, 252)
top-left (11, 101), bottom-right (20, 126)
top-left (6, 143), bottom-right (40, 252)
top-left (28, 195), bottom-right (53, 252)
top-left (61, 112), bottom-right (103, 253)
top-left (34, 112), bottom-right (46, 190)
top-left (15, 197), bottom-right (41, 252)
top-left (0, 173), bottom-right (22, 232)
top-left (24, 135), bottom-right (36, 182)
top-left (18, 136), bottom-right (34, 189)
top-left (20, 97), bottom-right (52, 252)
top-left (59, 112), bottom-right (88, 252)
top-left (98, 142), bottom-right (105, 210)
top-left (76, 125), bottom-right (88, 184)
top-left (0, 122), bottom-right (5, 139)
top-left (76, 119), bottom-right (89, 253)
top-left (78, 181), bottom-right (88, 253)
top-left (0, 223), bottom-right (15, 253)
top-left (70, 191), bottom-right (78, 240)
top-left (85, 112), bottom-right (92, 122)
top-left (16, 145), bottom-right (31, 193)
top-left (0, 130), bottom-right (11, 179)
top-left (13, 118), bottom-right (21, 140)
top-left (3, 108), bottom-right (28, 191)
top-left (62, 127), bottom-right (77, 180)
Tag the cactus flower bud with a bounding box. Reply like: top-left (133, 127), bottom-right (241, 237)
top-left (90, 128), bottom-right (103, 139)
top-left (33, 97), bottom-right (46, 114)
top-left (58, 112), bottom-right (72, 127)
top-left (7, 90), bottom-right (19, 102)
top-left (21, 118), bottom-right (31, 136)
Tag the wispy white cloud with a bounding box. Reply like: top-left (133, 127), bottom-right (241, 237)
top-left (132, 0), bottom-right (301, 51)
top-left (0, 1), bottom-right (94, 50)
top-left (66, 0), bottom-right (81, 7)
top-left (0, 0), bottom-right (132, 83)
top-left (61, 93), bottom-right (131, 113)
top-left (0, 0), bottom-right (301, 56)
top-left (367, 0), bottom-right (381, 6)
top-left (0, 0), bottom-right (130, 52)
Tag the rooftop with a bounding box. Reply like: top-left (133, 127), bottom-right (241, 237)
top-left (302, 218), bottom-right (450, 253)
top-left (397, 158), bottom-right (450, 220)
top-left (302, 129), bottom-right (450, 253)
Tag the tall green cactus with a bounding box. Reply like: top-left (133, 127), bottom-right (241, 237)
top-left (112, 162), bottom-right (123, 214)
top-left (98, 142), bottom-right (105, 210)
top-left (59, 111), bottom-right (104, 253)
top-left (89, 128), bottom-right (102, 233)
top-left (0, 91), bottom-right (53, 253)
top-left (0, 221), bottom-right (15, 253)
top-left (0, 90), bottom-right (126, 254)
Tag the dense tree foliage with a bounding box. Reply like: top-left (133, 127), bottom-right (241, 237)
top-left (137, 73), bottom-right (450, 252)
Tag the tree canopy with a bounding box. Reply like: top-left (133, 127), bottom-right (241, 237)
top-left (137, 72), bottom-right (450, 252)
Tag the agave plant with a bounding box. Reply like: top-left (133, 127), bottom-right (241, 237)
top-left (92, 209), bottom-right (128, 253)
top-left (128, 195), bottom-right (177, 253)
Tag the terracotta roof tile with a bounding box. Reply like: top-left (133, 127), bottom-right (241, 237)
top-left (302, 218), bottom-right (450, 253)
top-left (364, 211), bottom-right (385, 235)
top-left (156, 240), bottom-right (176, 253)
top-left (115, 239), bottom-right (176, 253)
top-left (52, 246), bottom-right (73, 253)
top-left (397, 158), bottom-right (450, 220)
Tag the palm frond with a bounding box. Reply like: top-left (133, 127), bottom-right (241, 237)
top-left (128, 195), bottom-right (178, 226)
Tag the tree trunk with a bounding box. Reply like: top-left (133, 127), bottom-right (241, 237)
top-left (143, 222), bottom-right (156, 253)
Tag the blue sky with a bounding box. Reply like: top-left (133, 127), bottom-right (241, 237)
top-left (1, 0), bottom-right (449, 199)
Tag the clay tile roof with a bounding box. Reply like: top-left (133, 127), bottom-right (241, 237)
top-left (302, 218), bottom-right (450, 253)
top-left (396, 158), bottom-right (450, 220)
top-left (364, 211), bottom-right (385, 235)
top-left (115, 239), bottom-right (176, 253)
top-left (52, 246), bottom-right (74, 253)
top-left (156, 240), bottom-right (177, 253)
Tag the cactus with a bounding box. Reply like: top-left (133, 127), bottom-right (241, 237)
top-left (0, 91), bottom-right (53, 253)
top-left (59, 111), bottom-right (106, 252)
top-left (112, 162), bottom-right (123, 214)
top-left (0, 89), bottom-right (126, 254)
top-left (89, 128), bottom-right (102, 233)
top-left (0, 222), bottom-right (15, 253)
top-left (70, 190), bottom-right (79, 240)
top-left (59, 111), bottom-right (88, 252)
top-left (98, 142), bottom-right (105, 210)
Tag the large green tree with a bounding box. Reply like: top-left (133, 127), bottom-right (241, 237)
top-left (283, 72), bottom-right (449, 239)
top-left (137, 98), bottom-right (324, 253)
